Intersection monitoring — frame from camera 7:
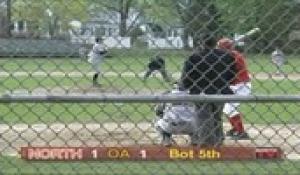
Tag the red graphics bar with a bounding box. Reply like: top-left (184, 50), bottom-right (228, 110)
top-left (20, 146), bottom-right (283, 161)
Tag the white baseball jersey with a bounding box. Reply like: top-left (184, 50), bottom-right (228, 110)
top-left (88, 43), bottom-right (106, 63)
top-left (88, 43), bottom-right (106, 72)
top-left (271, 48), bottom-right (285, 66)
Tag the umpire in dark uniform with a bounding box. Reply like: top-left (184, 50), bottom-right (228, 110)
top-left (180, 35), bottom-right (237, 146)
top-left (144, 53), bottom-right (171, 82)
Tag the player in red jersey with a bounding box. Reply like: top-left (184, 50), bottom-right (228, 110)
top-left (217, 38), bottom-right (251, 140)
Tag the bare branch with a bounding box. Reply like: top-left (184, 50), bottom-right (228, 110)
top-left (125, 10), bottom-right (143, 33)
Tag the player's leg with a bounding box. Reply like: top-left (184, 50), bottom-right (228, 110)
top-left (227, 112), bottom-right (249, 139)
top-left (92, 59), bottom-right (102, 86)
top-left (277, 63), bottom-right (285, 76)
top-left (224, 83), bottom-right (251, 139)
top-left (159, 68), bottom-right (171, 82)
top-left (224, 101), bottom-right (249, 139)
top-left (161, 131), bottom-right (172, 147)
top-left (193, 103), bottom-right (224, 146)
top-left (92, 72), bottom-right (99, 85)
top-left (275, 64), bottom-right (281, 75)
top-left (143, 69), bottom-right (153, 81)
top-left (223, 102), bottom-right (241, 133)
top-left (154, 118), bottom-right (173, 147)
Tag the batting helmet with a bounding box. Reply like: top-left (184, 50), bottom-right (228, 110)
top-left (217, 38), bottom-right (234, 50)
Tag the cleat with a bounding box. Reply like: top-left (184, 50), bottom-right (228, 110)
top-left (93, 81), bottom-right (102, 87)
top-left (161, 133), bottom-right (173, 147)
top-left (190, 134), bottom-right (199, 146)
top-left (230, 131), bottom-right (250, 140)
top-left (225, 129), bottom-right (236, 137)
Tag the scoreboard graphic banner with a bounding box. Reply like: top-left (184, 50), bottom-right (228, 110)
top-left (20, 146), bottom-right (283, 161)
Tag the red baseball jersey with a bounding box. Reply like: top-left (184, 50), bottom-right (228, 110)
top-left (230, 50), bottom-right (250, 85)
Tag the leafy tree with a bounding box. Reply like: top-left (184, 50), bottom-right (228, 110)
top-left (176, 0), bottom-right (221, 48)
top-left (216, 0), bottom-right (300, 52)
top-left (91, 0), bottom-right (147, 37)
top-left (13, 0), bottom-right (89, 38)
top-left (254, 0), bottom-right (300, 51)
top-left (146, 0), bottom-right (222, 49)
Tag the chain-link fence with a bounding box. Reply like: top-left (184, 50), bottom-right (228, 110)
top-left (1, 0), bottom-right (300, 174)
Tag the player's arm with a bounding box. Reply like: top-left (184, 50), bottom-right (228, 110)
top-left (99, 48), bottom-right (108, 55)
top-left (100, 45), bottom-right (108, 55)
top-left (96, 45), bottom-right (108, 55)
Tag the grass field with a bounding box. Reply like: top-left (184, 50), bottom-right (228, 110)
top-left (0, 73), bottom-right (299, 125)
top-left (0, 53), bottom-right (299, 74)
top-left (0, 53), bottom-right (299, 96)
top-left (0, 75), bottom-right (299, 124)
top-left (1, 52), bottom-right (300, 175)
top-left (1, 75), bottom-right (299, 94)
top-left (1, 156), bottom-right (300, 175)
top-left (0, 102), bottom-right (300, 125)
top-left (0, 53), bottom-right (300, 125)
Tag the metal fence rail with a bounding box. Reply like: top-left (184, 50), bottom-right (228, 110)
top-left (1, 94), bottom-right (300, 103)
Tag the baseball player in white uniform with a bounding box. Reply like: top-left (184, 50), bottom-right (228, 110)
top-left (271, 47), bottom-right (285, 75)
top-left (88, 37), bottom-right (107, 86)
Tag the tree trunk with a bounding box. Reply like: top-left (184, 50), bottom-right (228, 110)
top-left (0, 0), bottom-right (11, 38)
top-left (0, 13), bottom-right (5, 37)
top-left (6, 0), bottom-right (11, 37)
top-left (48, 18), bottom-right (54, 39)
top-left (182, 28), bottom-right (190, 50)
top-left (120, 12), bottom-right (127, 37)
top-left (49, 16), bottom-right (60, 39)
top-left (119, 0), bottom-right (132, 37)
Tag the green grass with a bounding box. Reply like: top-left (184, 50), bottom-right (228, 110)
top-left (1, 102), bottom-right (299, 125)
top-left (0, 103), bottom-right (154, 124)
top-left (0, 53), bottom-right (300, 74)
top-left (0, 53), bottom-right (300, 124)
top-left (0, 76), bottom-right (300, 124)
top-left (252, 79), bottom-right (300, 94)
top-left (1, 156), bottom-right (300, 175)
top-left (0, 55), bottom-right (185, 73)
top-left (0, 76), bottom-right (172, 94)
top-left (247, 54), bottom-right (300, 73)
top-left (1, 53), bottom-right (300, 174)
top-left (241, 103), bottom-right (300, 124)
top-left (0, 75), bottom-right (299, 94)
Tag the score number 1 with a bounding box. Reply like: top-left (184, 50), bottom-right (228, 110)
top-left (91, 149), bottom-right (98, 159)
top-left (140, 149), bottom-right (147, 159)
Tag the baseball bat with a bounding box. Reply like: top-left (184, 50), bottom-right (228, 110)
top-left (234, 27), bottom-right (261, 42)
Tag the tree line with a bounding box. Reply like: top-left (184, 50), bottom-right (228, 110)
top-left (0, 0), bottom-right (299, 50)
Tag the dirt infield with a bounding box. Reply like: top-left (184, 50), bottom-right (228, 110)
top-left (0, 122), bottom-right (299, 160)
